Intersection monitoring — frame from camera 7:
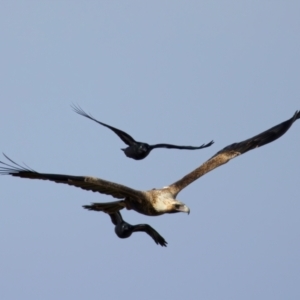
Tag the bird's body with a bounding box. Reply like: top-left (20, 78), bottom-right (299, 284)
top-left (0, 111), bottom-right (299, 217)
top-left (83, 209), bottom-right (167, 246)
top-left (71, 105), bottom-right (214, 160)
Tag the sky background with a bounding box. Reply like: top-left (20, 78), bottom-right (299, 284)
top-left (0, 1), bottom-right (299, 299)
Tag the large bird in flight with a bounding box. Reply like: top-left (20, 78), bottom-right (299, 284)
top-left (71, 104), bottom-right (214, 160)
top-left (0, 111), bottom-right (299, 217)
top-left (84, 208), bottom-right (167, 247)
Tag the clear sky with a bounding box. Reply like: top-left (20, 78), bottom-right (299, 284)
top-left (0, 1), bottom-right (299, 299)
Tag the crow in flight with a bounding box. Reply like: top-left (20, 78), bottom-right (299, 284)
top-left (83, 208), bottom-right (167, 247)
top-left (71, 104), bottom-right (214, 160)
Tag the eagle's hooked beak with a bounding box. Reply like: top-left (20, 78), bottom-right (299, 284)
top-left (183, 205), bottom-right (190, 215)
top-left (175, 203), bottom-right (190, 215)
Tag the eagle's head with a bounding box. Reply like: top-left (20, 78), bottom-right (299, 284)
top-left (153, 198), bottom-right (190, 215)
top-left (150, 190), bottom-right (190, 215)
top-left (168, 201), bottom-right (190, 214)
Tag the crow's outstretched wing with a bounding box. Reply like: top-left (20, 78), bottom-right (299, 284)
top-left (72, 104), bottom-right (136, 146)
top-left (150, 140), bottom-right (214, 150)
top-left (132, 224), bottom-right (168, 247)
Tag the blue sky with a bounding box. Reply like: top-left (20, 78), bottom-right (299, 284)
top-left (0, 2), bottom-right (299, 299)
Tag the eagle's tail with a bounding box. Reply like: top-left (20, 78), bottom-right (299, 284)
top-left (83, 201), bottom-right (126, 214)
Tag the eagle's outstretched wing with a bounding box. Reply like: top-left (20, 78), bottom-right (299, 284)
top-left (169, 111), bottom-right (300, 196)
top-left (0, 154), bottom-right (142, 200)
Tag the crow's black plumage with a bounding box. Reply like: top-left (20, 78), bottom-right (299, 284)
top-left (71, 104), bottom-right (214, 160)
top-left (83, 207), bottom-right (167, 246)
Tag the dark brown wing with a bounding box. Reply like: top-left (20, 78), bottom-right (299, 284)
top-left (82, 202), bottom-right (126, 215)
top-left (0, 154), bottom-right (143, 200)
top-left (71, 104), bottom-right (136, 146)
top-left (169, 111), bottom-right (300, 196)
top-left (82, 204), bottom-right (122, 224)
